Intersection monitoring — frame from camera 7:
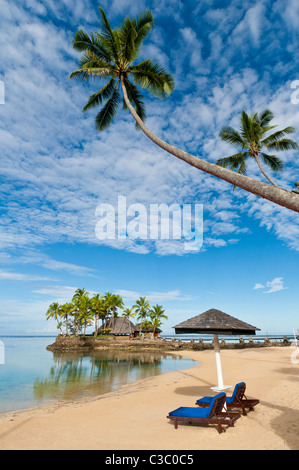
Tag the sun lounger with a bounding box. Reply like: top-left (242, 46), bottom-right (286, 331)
top-left (196, 382), bottom-right (259, 416)
top-left (167, 392), bottom-right (241, 434)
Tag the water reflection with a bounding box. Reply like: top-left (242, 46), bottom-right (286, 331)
top-left (33, 351), bottom-right (188, 403)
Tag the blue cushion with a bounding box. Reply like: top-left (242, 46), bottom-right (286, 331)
top-left (170, 393), bottom-right (226, 420)
top-left (169, 406), bottom-right (211, 419)
top-left (196, 384), bottom-right (245, 405)
top-left (231, 382), bottom-right (245, 401)
top-left (196, 396), bottom-right (213, 404)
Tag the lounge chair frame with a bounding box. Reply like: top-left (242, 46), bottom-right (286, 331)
top-left (167, 394), bottom-right (240, 434)
top-left (196, 383), bottom-right (259, 416)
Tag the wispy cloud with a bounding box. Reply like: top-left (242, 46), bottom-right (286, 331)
top-left (254, 277), bottom-right (287, 294)
top-left (0, 250), bottom-right (95, 276)
top-left (0, 270), bottom-right (53, 281)
top-left (32, 285), bottom-right (79, 300)
top-left (116, 289), bottom-right (192, 303)
top-left (254, 283), bottom-right (265, 290)
top-left (0, 0), bottom-right (298, 263)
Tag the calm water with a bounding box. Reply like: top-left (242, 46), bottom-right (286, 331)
top-left (0, 337), bottom-right (197, 414)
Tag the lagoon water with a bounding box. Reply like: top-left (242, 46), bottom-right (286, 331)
top-left (0, 337), bottom-right (197, 414)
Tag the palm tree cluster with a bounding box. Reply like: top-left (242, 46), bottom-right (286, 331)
top-left (46, 289), bottom-right (168, 338)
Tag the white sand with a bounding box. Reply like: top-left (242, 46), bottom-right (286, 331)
top-left (0, 347), bottom-right (298, 450)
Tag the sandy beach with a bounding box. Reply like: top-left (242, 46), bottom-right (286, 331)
top-left (0, 346), bottom-right (298, 450)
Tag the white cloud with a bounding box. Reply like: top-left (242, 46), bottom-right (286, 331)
top-left (32, 285), bottom-right (81, 301)
top-left (264, 277), bottom-right (287, 294)
top-left (0, 270), bottom-right (53, 281)
top-left (116, 289), bottom-right (192, 303)
top-left (254, 283), bottom-right (264, 290)
top-left (0, 0), bottom-right (298, 264)
top-left (254, 277), bottom-right (287, 294)
top-left (232, 4), bottom-right (266, 48)
top-left (148, 290), bottom-right (192, 302)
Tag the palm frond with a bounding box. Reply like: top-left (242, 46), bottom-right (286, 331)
top-left (132, 10), bottom-right (154, 48)
top-left (259, 124), bottom-right (277, 137)
top-left (264, 138), bottom-right (298, 151)
top-left (236, 159), bottom-right (247, 175)
top-left (260, 153), bottom-right (284, 173)
top-left (69, 67), bottom-right (113, 81)
top-left (116, 17), bottom-right (137, 63)
top-left (232, 160), bottom-right (247, 191)
top-left (240, 111), bottom-right (260, 142)
top-left (218, 127), bottom-right (248, 149)
top-left (130, 59), bottom-right (174, 98)
top-left (216, 152), bottom-right (248, 170)
top-left (240, 110), bottom-right (252, 140)
top-left (257, 109), bottom-right (274, 127)
top-left (83, 78), bottom-right (117, 112)
top-left (98, 7), bottom-right (120, 65)
top-left (123, 78), bottom-right (146, 129)
top-left (261, 127), bottom-right (297, 145)
top-left (95, 86), bottom-right (121, 131)
top-left (78, 52), bottom-right (112, 69)
top-left (69, 69), bottom-right (93, 81)
top-left (72, 30), bottom-right (111, 62)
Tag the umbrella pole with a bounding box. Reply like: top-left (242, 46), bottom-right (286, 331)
top-left (211, 334), bottom-right (231, 393)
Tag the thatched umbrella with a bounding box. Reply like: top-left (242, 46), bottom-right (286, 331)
top-left (173, 308), bottom-right (260, 392)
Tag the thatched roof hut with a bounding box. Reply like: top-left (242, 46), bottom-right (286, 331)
top-left (173, 308), bottom-right (260, 336)
top-left (99, 317), bottom-right (138, 336)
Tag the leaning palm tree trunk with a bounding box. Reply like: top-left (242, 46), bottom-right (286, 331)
top-left (253, 154), bottom-right (278, 187)
top-left (121, 76), bottom-right (299, 213)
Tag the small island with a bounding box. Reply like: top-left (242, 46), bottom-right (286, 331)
top-left (46, 288), bottom-right (171, 351)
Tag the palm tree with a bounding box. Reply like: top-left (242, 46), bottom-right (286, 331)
top-left (79, 309), bottom-right (94, 337)
top-left (46, 302), bottom-right (61, 333)
top-left (59, 302), bottom-right (75, 336)
top-left (72, 288), bottom-right (89, 301)
top-left (133, 296), bottom-right (150, 336)
top-left (110, 294), bottom-right (124, 318)
top-left (69, 8), bottom-right (299, 213)
top-left (217, 110), bottom-right (298, 188)
top-left (149, 304), bottom-right (168, 338)
top-left (103, 292), bottom-right (124, 318)
top-left (72, 288), bottom-right (90, 336)
top-left (102, 292), bottom-right (114, 320)
top-left (90, 293), bottom-right (106, 336)
top-left (122, 307), bottom-right (136, 335)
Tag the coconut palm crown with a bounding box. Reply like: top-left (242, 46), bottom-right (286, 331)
top-left (216, 110), bottom-right (298, 188)
top-left (69, 7), bottom-right (174, 131)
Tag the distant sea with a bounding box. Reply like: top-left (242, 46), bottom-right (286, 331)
top-left (0, 336), bottom-right (198, 414)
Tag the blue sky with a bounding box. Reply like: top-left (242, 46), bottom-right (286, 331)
top-left (0, 0), bottom-right (298, 336)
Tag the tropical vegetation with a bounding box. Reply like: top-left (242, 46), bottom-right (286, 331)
top-left (45, 289), bottom-right (167, 338)
top-left (69, 7), bottom-right (299, 213)
top-left (217, 109), bottom-right (298, 188)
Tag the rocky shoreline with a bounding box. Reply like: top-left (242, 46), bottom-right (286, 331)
top-left (46, 335), bottom-right (293, 352)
